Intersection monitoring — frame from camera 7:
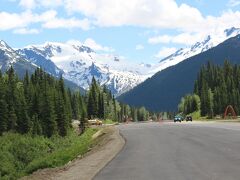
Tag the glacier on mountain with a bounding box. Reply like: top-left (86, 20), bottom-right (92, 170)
top-left (1, 27), bottom-right (240, 96)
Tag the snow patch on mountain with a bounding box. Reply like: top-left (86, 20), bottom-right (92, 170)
top-left (18, 41), bottom-right (150, 95)
top-left (0, 40), bottom-right (20, 65)
top-left (149, 27), bottom-right (240, 75)
top-left (0, 40), bottom-right (37, 70)
top-left (5, 27), bottom-right (240, 96)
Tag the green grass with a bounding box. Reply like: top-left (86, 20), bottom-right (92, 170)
top-left (103, 119), bottom-right (117, 125)
top-left (188, 111), bottom-right (200, 120)
top-left (0, 128), bottom-right (98, 180)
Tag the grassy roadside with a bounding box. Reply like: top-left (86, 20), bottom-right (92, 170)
top-left (103, 119), bottom-right (118, 125)
top-left (0, 128), bottom-right (98, 180)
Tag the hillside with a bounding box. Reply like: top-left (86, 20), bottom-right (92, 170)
top-left (1, 27), bottom-right (239, 96)
top-left (0, 40), bottom-right (84, 93)
top-left (17, 42), bottom-right (150, 95)
top-left (118, 35), bottom-right (240, 111)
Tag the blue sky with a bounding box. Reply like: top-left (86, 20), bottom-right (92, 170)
top-left (0, 0), bottom-right (240, 63)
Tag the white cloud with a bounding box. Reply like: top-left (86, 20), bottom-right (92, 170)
top-left (228, 0), bottom-right (240, 7)
top-left (63, 0), bottom-right (240, 37)
top-left (173, 33), bottom-right (203, 45)
top-left (2, 0), bottom-right (240, 39)
top-left (0, 10), bottom-right (91, 32)
top-left (19, 0), bottom-right (63, 9)
top-left (42, 17), bottom-right (91, 30)
top-left (64, 0), bottom-right (204, 31)
top-left (0, 11), bottom-right (34, 30)
top-left (148, 35), bottom-right (172, 44)
top-left (40, 0), bottom-right (63, 8)
top-left (66, 39), bottom-right (82, 45)
top-left (84, 38), bottom-right (114, 52)
top-left (19, 0), bottom-right (36, 9)
top-left (136, 44), bottom-right (144, 50)
top-left (154, 47), bottom-right (177, 58)
top-left (13, 28), bottom-right (39, 34)
top-left (0, 10), bottom-right (57, 31)
top-left (148, 33), bottom-right (204, 46)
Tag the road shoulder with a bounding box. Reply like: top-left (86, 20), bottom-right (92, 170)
top-left (21, 126), bottom-right (125, 180)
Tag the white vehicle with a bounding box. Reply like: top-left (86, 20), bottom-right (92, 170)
top-left (88, 119), bottom-right (103, 126)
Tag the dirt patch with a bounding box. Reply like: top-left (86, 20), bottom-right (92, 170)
top-left (21, 126), bottom-right (125, 180)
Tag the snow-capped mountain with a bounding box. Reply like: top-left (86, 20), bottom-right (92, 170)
top-left (0, 40), bottom-right (24, 69)
top-left (17, 45), bottom-right (63, 77)
top-left (2, 27), bottom-right (239, 96)
top-left (149, 27), bottom-right (240, 75)
top-left (18, 41), bottom-right (150, 95)
top-left (0, 40), bottom-right (36, 75)
top-left (0, 40), bottom-right (85, 92)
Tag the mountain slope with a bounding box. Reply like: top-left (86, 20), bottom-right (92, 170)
top-left (118, 35), bottom-right (240, 111)
top-left (18, 42), bottom-right (149, 95)
top-left (0, 40), bottom-right (85, 93)
top-left (15, 27), bottom-right (240, 96)
top-left (2, 27), bottom-right (240, 97)
top-left (17, 47), bottom-right (64, 77)
top-left (149, 27), bottom-right (240, 75)
top-left (0, 40), bottom-right (37, 77)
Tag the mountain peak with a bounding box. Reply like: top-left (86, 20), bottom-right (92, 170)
top-left (151, 27), bottom-right (240, 76)
top-left (87, 62), bottom-right (102, 78)
top-left (73, 45), bottom-right (95, 53)
top-left (0, 40), bottom-right (16, 54)
top-left (224, 27), bottom-right (239, 37)
top-left (0, 40), bottom-right (9, 48)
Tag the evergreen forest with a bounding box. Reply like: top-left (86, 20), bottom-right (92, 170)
top-left (178, 61), bottom-right (240, 118)
top-left (0, 67), bottom-right (150, 137)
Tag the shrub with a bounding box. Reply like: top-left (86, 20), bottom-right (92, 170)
top-left (0, 128), bottom-right (97, 179)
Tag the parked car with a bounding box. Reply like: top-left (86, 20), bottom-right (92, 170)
top-left (88, 119), bottom-right (103, 126)
top-left (186, 116), bottom-right (192, 122)
top-left (174, 115), bottom-right (183, 122)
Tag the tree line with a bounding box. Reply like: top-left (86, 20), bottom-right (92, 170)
top-left (0, 67), bottom-right (151, 137)
top-left (178, 61), bottom-right (240, 118)
top-left (86, 76), bottom-right (150, 122)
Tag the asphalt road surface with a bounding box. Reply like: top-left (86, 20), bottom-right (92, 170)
top-left (94, 122), bottom-right (240, 180)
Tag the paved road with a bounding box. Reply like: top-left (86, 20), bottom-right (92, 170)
top-left (94, 122), bottom-right (240, 180)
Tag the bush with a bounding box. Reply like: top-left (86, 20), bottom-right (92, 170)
top-left (103, 119), bottom-right (116, 124)
top-left (189, 111), bottom-right (201, 120)
top-left (0, 128), bottom-right (97, 179)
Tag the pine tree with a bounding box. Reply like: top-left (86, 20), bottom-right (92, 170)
top-left (188, 61), bottom-right (240, 117)
top-left (0, 72), bottom-right (8, 135)
top-left (71, 93), bottom-right (80, 119)
top-left (78, 92), bottom-right (85, 118)
top-left (98, 92), bottom-right (102, 118)
top-left (16, 83), bottom-right (31, 134)
top-left (56, 92), bottom-right (68, 136)
top-left (0, 99), bottom-right (8, 135)
top-left (79, 106), bottom-right (87, 134)
top-left (87, 91), bottom-right (94, 119)
top-left (32, 114), bottom-right (42, 136)
top-left (0, 67), bottom-right (151, 136)
top-left (41, 84), bottom-right (57, 137)
top-left (87, 77), bottom-right (99, 118)
top-left (200, 79), bottom-right (208, 116)
top-left (6, 67), bottom-right (18, 131)
top-left (206, 89), bottom-right (214, 118)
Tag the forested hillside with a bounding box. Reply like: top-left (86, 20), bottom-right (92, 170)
top-left (0, 67), bottom-right (150, 137)
top-left (0, 67), bottom-right (151, 179)
top-left (0, 67), bottom-right (79, 137)
top-left (178, 61), bottom-right (240, 118)
top-left (118, 35), bottom-right (240, 111)
top-left (194, 61), bottom-right (240, 117)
